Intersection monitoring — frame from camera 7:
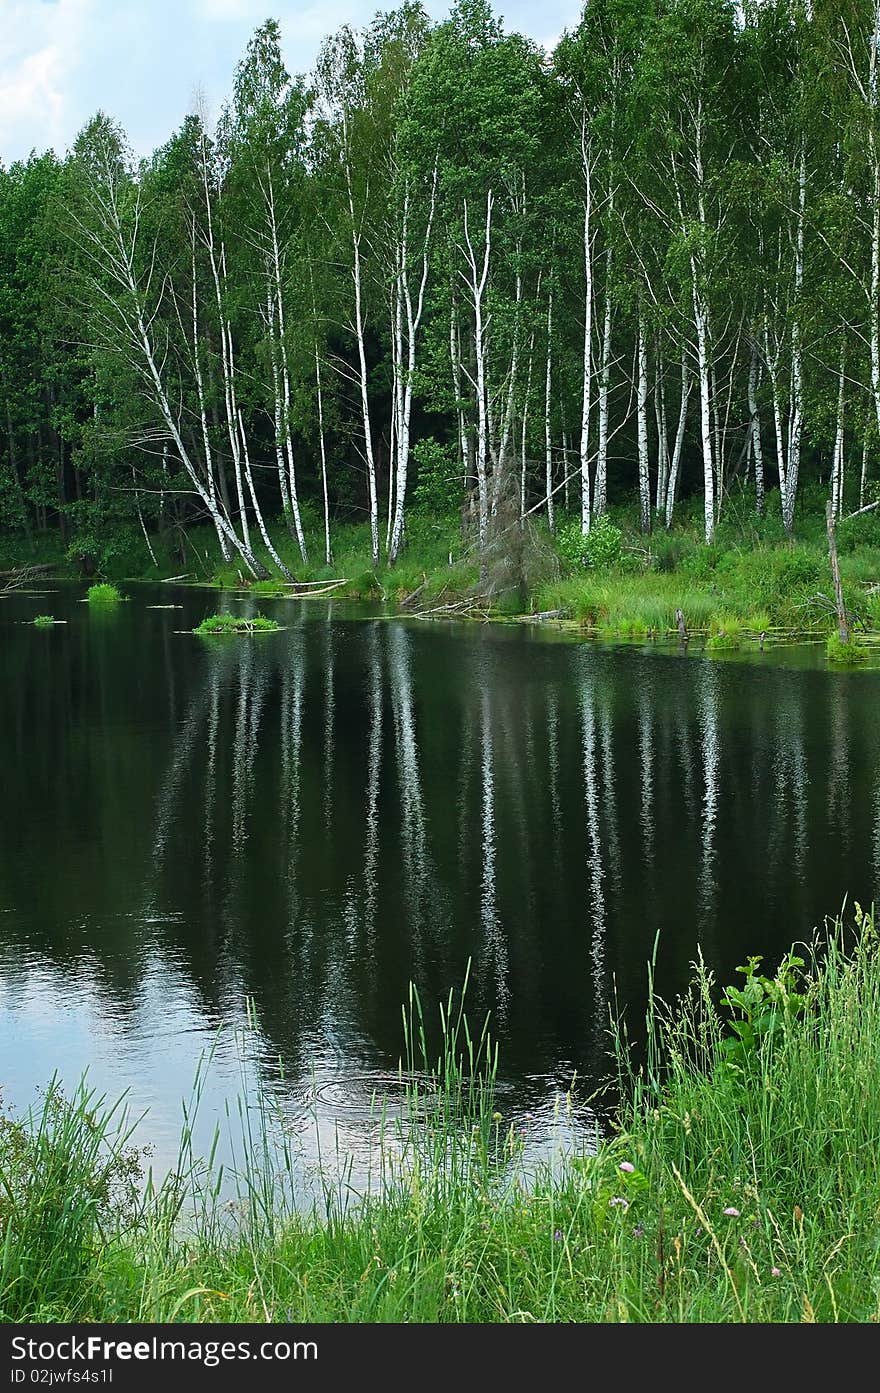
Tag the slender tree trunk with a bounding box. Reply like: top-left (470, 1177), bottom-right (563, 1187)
top-left (747, 342), bottom-right (764, 517)
top-left (544, 285), bottom-right (554, 533)
top-left (595, 237), bottom-right (613, 521)
top-left (832, 340), bottom-right (846, 522)
top-left (389, 172), bottom-right (436, 564)
top-left (238, 408), bottom-right (293, 579)
top-left (314, 340), bottom-right (332, 566)
top-left (783, 145), bottom-right (806, 537)
top-left (637, 306), bottom-right (651, 533)
top-left (665, 350), bottom-right (690, 530)
top-left (462, 193), bottom-right (493, 576)
top-left (654, 342), bottom-right (669, 515)
top-left (580, 124), bottom-right (594, 536)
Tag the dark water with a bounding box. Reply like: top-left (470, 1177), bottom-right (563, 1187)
top-left (1, 583), bottom-right (878, 1188)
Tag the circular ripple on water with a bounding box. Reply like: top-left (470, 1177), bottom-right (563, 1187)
top-left (302, 1070), bottom-right (441, 1125)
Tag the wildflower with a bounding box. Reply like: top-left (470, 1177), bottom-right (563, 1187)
top-left (609, 1196), bottom-right (629, 1210)
top-left (633, 1225), bottom-right (645, 1238)
top-left (771, 1267), bottom-right (781, 1277)
top-left (553, 1229), bottom-right (563, 1243)
top-left (619, 1161), bottom-right (635, 1173)
top-left (723, 1207), bottom-right (741, 1217)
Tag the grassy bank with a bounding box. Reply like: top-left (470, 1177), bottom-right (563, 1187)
top-left (5, 485), bottom-right (880, 647)
top-left (2, 907), bottom-right (880, 1323)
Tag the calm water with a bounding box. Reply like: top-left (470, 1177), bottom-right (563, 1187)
top-left (1, 583), bottom-right (878, 1189)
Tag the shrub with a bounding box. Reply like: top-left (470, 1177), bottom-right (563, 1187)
top-left (557, 515), bottom-right (623, 571)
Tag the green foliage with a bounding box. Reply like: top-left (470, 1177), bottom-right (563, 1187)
top-left (412, 438), bottom-right (463, 516)
top-left (557, 515), bottom-right (623, 571)
top-left (32, 615), bottom-right (55, 627)
top-left (193, 613), bottom-right (280, 634)
top-left (717, 953), bottom-right (808, 1072)
top-left (86, 583), bottom-right (122, 604)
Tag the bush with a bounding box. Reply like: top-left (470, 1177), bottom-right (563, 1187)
top-left (557, 514), bottom-right (623, 571)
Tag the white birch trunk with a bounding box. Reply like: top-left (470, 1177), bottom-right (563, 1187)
top-left (637, 307), bottom-right (651, 533)
top-left (461, 193), bottom-right (493, 571)
top-left (832, 341), bottom-right (846, 521)
top-left (747, 342), bottom-right (764, 517)
top-left (665, 350), bottom-right (691, 529)
top-left (579, 120), bottom-right (594, 536)
top-left (544, 286), bottom-right (554, 533)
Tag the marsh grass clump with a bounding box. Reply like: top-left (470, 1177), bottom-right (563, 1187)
top-left (32, 615), bottom-right (56, 627)
top-left (0, 1079), bottom-right (145, 1322)
top-left (193, 613), bottom-right (280, 635)
top-left (826, 631), bottom-right (869, 666)
top-left (86, 583), bottom-right (122, 605)
top-left (706, 614), bottom-right (745, 650)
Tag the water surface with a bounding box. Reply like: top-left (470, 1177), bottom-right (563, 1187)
top-left (1, 584), bottom-right (877, 1189)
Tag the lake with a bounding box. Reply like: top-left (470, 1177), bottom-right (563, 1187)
top-left (1, 583), bottom-right (878, 1194)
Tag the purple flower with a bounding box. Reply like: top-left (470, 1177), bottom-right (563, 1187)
top-left (723, 1207), bottom-right (741, 1217)
top-left (619, 1161), bottom-right (635, 1173)
top-left (771, 1267), bottom-right (781, 1278)
top-left (609, 1196), bottom-right (629, 1210)
top-left (553, 1229), bottom-right (563, 1242)
top-left (633, 1225), bottom-right (645, 1238)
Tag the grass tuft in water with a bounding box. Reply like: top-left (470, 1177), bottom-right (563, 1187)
top-left (32, 615), bottom-right (56, 627)
top-left (193, 613), bottom-right (280, 635)
top-left (86, 583), bottom-right (123, 605)
top-left (826, 631), bottom-right (869, 666)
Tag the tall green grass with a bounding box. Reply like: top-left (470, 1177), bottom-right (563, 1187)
top-left (3, 909), bottom-right (880, 1322)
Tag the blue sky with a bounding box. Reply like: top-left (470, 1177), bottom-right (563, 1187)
top-left (1, 0), bottom-right (583, 164)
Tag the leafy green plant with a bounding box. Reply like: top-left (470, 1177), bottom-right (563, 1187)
top-left (718, 952), bottom-right (809, 1071)
top-left (86, 583), bottom-right (123, 605)
top-left (32, 615), bottom-right (55, 627)
top-left (557, 515), bottom-right (623, 571)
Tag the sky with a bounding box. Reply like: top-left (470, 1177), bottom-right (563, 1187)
top-left (0, 0), bottom-right (583, 165)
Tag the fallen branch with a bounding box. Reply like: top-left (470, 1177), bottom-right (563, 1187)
top-left (844, 499), bottom-right (880, 521)
top-left (286, 577), bottom-right (349, 591)
top-left (1, 563), bottom-right (53, 591)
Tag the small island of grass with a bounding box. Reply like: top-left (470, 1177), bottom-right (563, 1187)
top-left (86, 583), bottom-right (123, 605)
top-left (194, 612), bottom-right (280, 635)
top-left (32, 614), bottom-right (57, 627)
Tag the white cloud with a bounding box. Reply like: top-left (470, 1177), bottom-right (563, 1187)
top-left (0, 0), bottom-right (93, 159)
top-left (0, 0), bottom-right (582, 165)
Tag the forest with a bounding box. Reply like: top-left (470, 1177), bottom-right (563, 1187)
top-left (2, 0), bottom-right (880, 591)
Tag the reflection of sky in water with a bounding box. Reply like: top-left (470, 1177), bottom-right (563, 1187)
top-left (1, 586), bottom-right (880, 1198)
